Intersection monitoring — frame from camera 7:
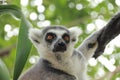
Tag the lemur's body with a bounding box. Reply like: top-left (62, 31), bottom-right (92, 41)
top-left (19, 26), bottom-right (102, 80)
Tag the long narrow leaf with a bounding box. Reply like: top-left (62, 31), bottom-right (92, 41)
top-left (0, 5), bottom-right (22, 19)
top-left (0, 59), bottom-right (10, 80)
top-left (0, 5), bottom-right (33, 80)
top-left (0, 5), bottom-right (22, 80)
top-left (13, 16), bottom-right (32, 80)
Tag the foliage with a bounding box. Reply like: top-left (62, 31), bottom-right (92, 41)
top-left (0, 59), bottom-right (10, 80)
top-left (0, 0), bottom-right (120, 80)
top-left (0, 5), bottom-right (32, 80)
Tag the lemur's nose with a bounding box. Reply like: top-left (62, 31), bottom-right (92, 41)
top-left (58, 41), bottom-right (65, 46)
top-left (53, 39), bottom-right (67, 52)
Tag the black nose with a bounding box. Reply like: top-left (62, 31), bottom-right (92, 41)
top-left (53, 40), bottom-right (67, 52)
top-left (58, 42), bottom-right (65, 46)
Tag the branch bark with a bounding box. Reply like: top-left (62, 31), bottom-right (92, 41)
top-left (98, 65), bottom-right (120, 80)
top-left (93, 12), bottom-right (120, 58)
top-left (0, 44), bottom-right (16, 57)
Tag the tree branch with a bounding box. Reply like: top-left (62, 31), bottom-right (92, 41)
top-left (98, 65), bottom-right (120, 80)
top-left (0, 44), bottom-right (16, 57)
top-left (93, 12), bottom-right (120, 58)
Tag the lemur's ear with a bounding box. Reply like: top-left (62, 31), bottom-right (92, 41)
top-left (69, 27), bottom-right (82, 42)
top-left (29, 28), bottom-right (42, 44)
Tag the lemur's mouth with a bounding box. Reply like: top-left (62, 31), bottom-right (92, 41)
top-left (52, 39), bottom-right (67, 52)
top-left (53, 44), bottom-right (67, 52)
top-left (53, 46), bottom-right (67, 52)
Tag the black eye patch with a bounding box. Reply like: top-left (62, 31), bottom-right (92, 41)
top-left (45, 32), bottom-right (56, 43)
top-left (62, 33), bottom-right (70, 43)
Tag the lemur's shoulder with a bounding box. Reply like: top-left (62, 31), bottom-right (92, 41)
top-left (19, 59), bottom-right (76, 80)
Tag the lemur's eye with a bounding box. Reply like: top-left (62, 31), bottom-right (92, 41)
top-left (45, 32), bottom-right (56, 43)
top-left (47, 35), bottom-right (54, 40)
top-left (64, 36), bottom-right (69, 41)
top-left (63, 33), bottom-right (70, 43)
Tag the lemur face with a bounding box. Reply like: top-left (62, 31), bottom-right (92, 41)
top-left (44, 28), bottom-right (70, 52)
top-left (29, 26), bottom-right (81, 55)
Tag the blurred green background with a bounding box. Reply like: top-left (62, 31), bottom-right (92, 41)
top-left (0, 0), bottom-right (120, 80)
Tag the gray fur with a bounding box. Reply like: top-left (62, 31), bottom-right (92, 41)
top-left (19, 26), bottom-right (102, 80)
top-left (42, 26), bottom-right (69, 35)
top-left (19, 59), bottom-right (76, 80)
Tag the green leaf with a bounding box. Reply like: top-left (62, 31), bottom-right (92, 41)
top-left (0, 4), bottom-right (32, 80)
top-left (0, 5), bottom-right (22, 19)
top-left (0, 59), bottom-right (10, 80)
top-left (13, 16), bottom-right (32, 80)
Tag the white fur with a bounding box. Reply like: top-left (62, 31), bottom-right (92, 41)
top-left (19, 27), bottom-right (102, 80)
top-left (29, 28), bottom-right (42, 46)
top-left (69, 27), bottom-right (82, 37)
top-left (69, 27), bottom-right (82, 43)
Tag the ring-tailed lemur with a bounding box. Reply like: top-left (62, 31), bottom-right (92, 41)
top-left (18, 26), bottom-right (103, 80)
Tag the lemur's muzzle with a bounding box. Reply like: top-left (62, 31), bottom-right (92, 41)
top-left (53, 39), bottom-right (67, 52)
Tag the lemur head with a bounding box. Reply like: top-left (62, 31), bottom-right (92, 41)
top-left (29, 26), bottom-right (81, 58)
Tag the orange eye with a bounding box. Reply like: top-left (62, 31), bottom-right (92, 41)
top-left (46, 33), bottom-right (56, 43)
top-left (62, 34), bottom-right (70, 43)
top-left (64, 36), bottom-right (69, 41)
top-left (47, 35), bottom-right (53, 40)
